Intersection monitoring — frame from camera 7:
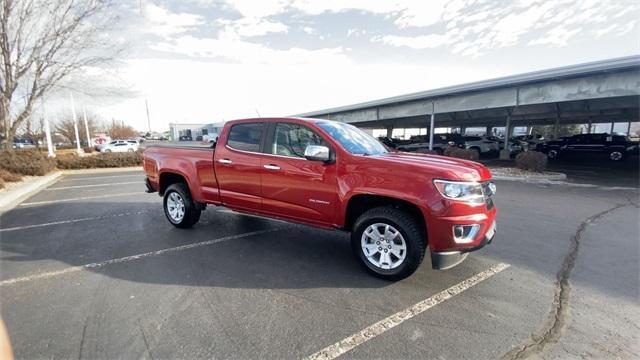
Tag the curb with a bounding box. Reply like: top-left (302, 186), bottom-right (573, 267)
top-left (0, 172), bottom-right (63, 213)
top-left (60, 166), bottom-right (143, 175)
top-left (492, 173), bottom-right (567, 182)
top-left (490, 168), bottom-right (567, 182)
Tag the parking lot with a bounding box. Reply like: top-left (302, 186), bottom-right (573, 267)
top-left (0, 170), bottom-right (638, 359)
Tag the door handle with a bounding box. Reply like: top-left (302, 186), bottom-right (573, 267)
top-left (263, 164), bottom-right (280, 170)
top-left (218, 158), bottom-right (232, 164)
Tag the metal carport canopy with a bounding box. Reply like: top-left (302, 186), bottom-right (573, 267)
top-left (294, 56), bottom-right (640, 132)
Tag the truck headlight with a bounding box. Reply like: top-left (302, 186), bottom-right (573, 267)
top-left (434, 180), bottom-right (484, 204)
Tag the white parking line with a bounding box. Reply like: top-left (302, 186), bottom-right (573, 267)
top-left (0, 210), bottom-right (152, 232)
top-left (304, 262), bottom-right (510, 360)
top-left (19, 192), bottom-right (142, 206)
top-left (59, 174), bottom-right (142, 182)
top-left (45, 181), bottom-right (141, 191)
top-left (0, 228), bottom-right (280, 286)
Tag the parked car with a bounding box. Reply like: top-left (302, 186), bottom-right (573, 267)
top-left (378, 136), bottom-right (397, 148)
top-left (396, 134), bottom-right (465, 154)
top-left (143, 118), bottom-right (497, 280)
top-left (100, 141), bottom-right (138, 153)
top-left (488, 136), bottom-right (528, 154)
top-left (463, 136), bottom-right (500, 154)
top-left (12, 138), bottom-right (36, 149)
top-left (97, 139), bottom-right (129, 151)
top-left (514, 134), bottom-right (545, 149)
top-left (179, 135), bottom-right (192, 141)
top-left (537, 133), bottom-right (639, 161)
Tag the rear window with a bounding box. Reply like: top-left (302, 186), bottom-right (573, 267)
top-left (227, 123), bottom-right (264, 152)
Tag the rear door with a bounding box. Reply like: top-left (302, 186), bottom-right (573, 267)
top-left (214, 122), bottom-right (266, 211)
top-left (260, 122), bottom-right (338, 226)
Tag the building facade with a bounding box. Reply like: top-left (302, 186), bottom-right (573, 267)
top-left (169, 122), bottom-right (225, 141)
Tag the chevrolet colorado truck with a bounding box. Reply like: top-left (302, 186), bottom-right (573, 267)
top-left (143, 117), bottom-right (497, 280)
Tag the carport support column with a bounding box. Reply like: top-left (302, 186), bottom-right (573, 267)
top-left (428, 107), bottom-right (435, 150)
top-left (386, 126), bottom-right (393, 138)
top-left (627, 121), bottom-right (632, 135)
top-left (486, 126), bottom-right (492, 136)
top-left (499, 112), bottom-right (511, 160)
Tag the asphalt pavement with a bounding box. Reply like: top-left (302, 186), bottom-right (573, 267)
top-left (0, 170), bottom-right (638, 359)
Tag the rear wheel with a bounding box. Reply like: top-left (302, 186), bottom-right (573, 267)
top-left (547, 149), bottom-right (558, 159)
top-left (163, 183), bottom-right (201, 228)
top-left (351, 206), bottom-right (426, 281)
top-left (609, 150), bottom-right (623, 161)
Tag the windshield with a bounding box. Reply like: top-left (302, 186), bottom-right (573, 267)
top-left (317, 121), bottom-right (388, 155)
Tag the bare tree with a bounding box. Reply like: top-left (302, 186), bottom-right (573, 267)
top-left (54, 110), bottom-right (100, 145)
top-left (20, 115), bottom-right (43, 146)
top-left (0, 0), bottom-right (118, 151)
top-left (106, 119), bottom-right (136, 139)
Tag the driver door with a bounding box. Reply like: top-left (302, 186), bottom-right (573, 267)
top-left (260, 122), bottom-right (338, 226)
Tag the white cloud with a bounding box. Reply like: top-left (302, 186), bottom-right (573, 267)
top-left (151, 35), bottom-right (349, 66)
top-left (222, 0), bottom-right (289, 18)
top-left (143, 2), bottom-right (204, 38)
top-left (373, 33), bottom-right (449, 49)
top-left (528, 26), bottom-right (582, 47)
top-left (219, 18), bottom-right (288, 38)
top-left (371, 0), bottom-right (640, 57)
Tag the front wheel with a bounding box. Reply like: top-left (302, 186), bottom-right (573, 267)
top-left (163, 183), bottom-right (201, 228)
top-left (351, 206), bottom-right (426, 281)
top-left (547, 149), bottom-right (558, 159)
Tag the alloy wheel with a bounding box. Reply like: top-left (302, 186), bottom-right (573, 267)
top-left (361, 223), bottom-right (407, 270)
top-left (166, 192), bottom-right (185, 222)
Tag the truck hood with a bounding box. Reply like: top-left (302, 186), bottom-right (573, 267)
top-left (372, 152), bottom-right (492, 182)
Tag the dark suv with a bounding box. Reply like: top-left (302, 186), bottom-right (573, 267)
top-left (538, 133), bottom-right (639, 161)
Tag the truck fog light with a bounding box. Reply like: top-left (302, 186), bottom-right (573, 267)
top-left (452, 224), bottom-right (480, 244)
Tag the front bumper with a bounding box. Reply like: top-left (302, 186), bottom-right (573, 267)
top-left (431, 220), bottom-right (496, 270)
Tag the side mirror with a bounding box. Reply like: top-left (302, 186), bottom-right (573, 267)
top-left (304, 145), bottom-right (331, 162)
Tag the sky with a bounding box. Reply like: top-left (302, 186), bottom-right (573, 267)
top-left (54, 0), bottom-right (640, 132)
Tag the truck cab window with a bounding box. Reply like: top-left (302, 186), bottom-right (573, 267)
top-left (227, 123), bottom-right (264, 152)
top-left (272, 123), bottom-right (326, 158)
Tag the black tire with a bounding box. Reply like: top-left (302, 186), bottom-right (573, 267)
top-left (547, 149), bottom-right (558, 159)
top-left (105, 149), bottom-right (111, 153)
top-left (351, 206), bottom-right (426, 281)
top-left (163, 183), bottom-right (201, 228)
top-left (608, 150), bottom-right (624, 161)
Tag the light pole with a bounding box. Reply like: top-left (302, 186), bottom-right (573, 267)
top-left (82, 109), bottom-right (91, 148)
top-left (41, 101), bottom-right (55, 158)
top-left (69, 93), bottom-right (82, 154)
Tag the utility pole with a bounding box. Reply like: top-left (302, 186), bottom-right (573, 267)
top-left (83, 109), bottom-right (92, 147)
top-left (145, 99), bottom-right (151, 133)
top-left (69, 93), bottom-right (82, 154)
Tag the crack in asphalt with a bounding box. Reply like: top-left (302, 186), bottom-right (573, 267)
top-left (501, 203), bottom-right (630, 360)
top-left (137, 319), bottom-right (154, 360)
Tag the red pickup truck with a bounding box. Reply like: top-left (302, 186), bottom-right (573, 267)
top-left (143, 117), bottom-right (496, 280)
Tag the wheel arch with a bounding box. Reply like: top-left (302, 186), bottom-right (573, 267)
top-left (343, 194), bottom-right (427, 242)
top-left (159, 171), bottom-right (188, 196)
